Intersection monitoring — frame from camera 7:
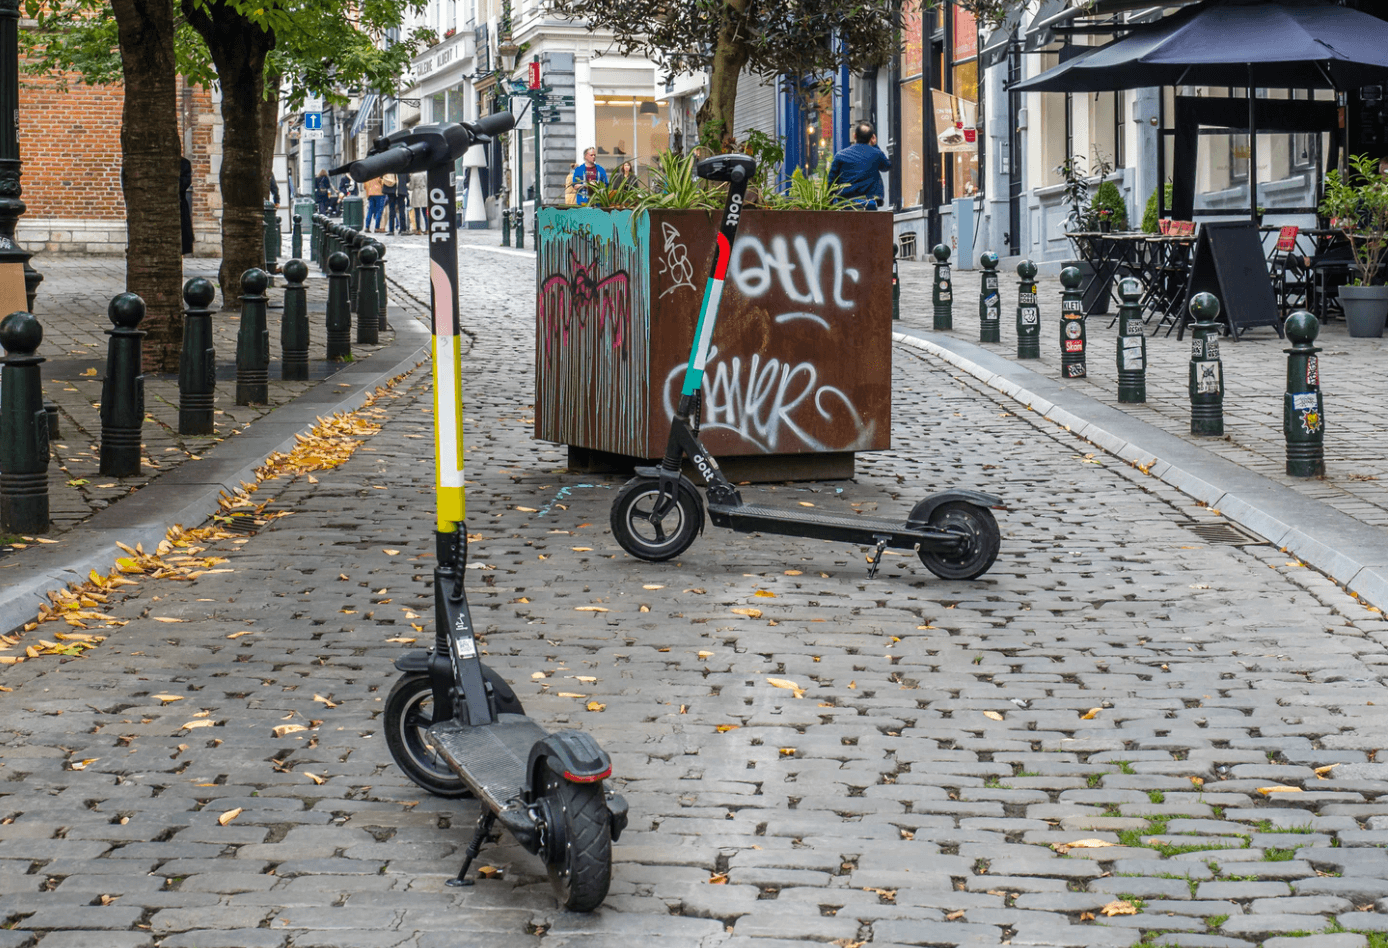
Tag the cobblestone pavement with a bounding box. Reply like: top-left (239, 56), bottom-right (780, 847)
top-left (6, 255), bottom-right (409, 537)
top-left (896, 258), bottom-right (1388, 529)
top-left (4, 233), bottom-right (1388, 947)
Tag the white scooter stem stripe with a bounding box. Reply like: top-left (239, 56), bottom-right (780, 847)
top-left (682, 276), bottom-right (723, 396)
top-left (431, 258), bottom-right (465, 529)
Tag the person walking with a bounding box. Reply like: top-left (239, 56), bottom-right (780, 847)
top-left (383, 172), bottom-right (407, 235)
top-left (569, 147), bottom-right (608, 206)
top-left (313, 169), bottom-right (332, 215)
top-left (363, 175), bottom-right (386, 232)
top-left (179, 157), bottom-right (194, 256)
top-left (408, 171), bottom-right (427, 233)
top-left (828, 121), bottom-right (891, 210)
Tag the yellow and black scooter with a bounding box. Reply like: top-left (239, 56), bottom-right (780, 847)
top-left (334, 115), bottom-right (626, 911)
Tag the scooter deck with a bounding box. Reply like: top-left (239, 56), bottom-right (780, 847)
top-left (706, 503), bottom-right (960, 550)
top-left (429, 714), bottom-right (550, 812)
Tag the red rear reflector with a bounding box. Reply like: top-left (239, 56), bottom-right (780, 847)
top-left (563, 767), bottom-right (612, 784)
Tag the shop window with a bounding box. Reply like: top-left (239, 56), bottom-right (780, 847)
top-left (898, 0), bottom-right (924, 208)
top-left (594, 99), bottom-right (670, 178)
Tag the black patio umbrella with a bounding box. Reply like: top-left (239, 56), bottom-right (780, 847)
top-left (1010, 0), bottom-right (1388, 94)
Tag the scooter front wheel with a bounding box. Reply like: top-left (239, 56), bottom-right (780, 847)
top-left (610, 475), bottom-right (703, 561)
top-left (383, 673), bottom-right (469, 798)
top-left (917, 501), bottom-right (1001, 580)
top-left (539, 771), bottom-right (612, 912)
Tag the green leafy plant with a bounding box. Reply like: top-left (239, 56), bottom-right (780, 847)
top-left (741, 128), bottom-right (785, 200)
top-left (1142, 182), bottom-right (1174, 233)
top-left (1091, 179), bottom-right (1128, 232)
top-left (1056, 155), bottom-right (1093, 234)
top-left (1319, 153), bottom-right (1388, 286)
top-left (764, 168), bottom-right (852, 211)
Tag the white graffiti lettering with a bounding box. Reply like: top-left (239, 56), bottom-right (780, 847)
top-left (657, 222), bottom-right (696, 299)
top-left (729, 233), bottom-right (860, 309)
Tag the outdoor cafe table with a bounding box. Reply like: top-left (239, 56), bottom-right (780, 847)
top-left (1068, 231), bottom-right (1196, 331)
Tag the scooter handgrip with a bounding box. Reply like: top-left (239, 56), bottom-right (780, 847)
top-left (471, 112), bottom-right (516, 139)
top-left (346, 143), bottom-right (425, 183)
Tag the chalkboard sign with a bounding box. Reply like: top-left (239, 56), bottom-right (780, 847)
top-left (1181, 221), bottom-right (1284, 341)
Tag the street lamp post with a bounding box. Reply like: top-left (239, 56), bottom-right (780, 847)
top-left (0, 0), bottom-right (43, 311)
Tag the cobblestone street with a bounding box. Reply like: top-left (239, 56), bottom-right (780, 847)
top-left (5, 235), bottom-right (1388, 947)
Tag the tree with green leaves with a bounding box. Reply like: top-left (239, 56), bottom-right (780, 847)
top-left (548, 0), bottom-right (1015, 151)
top-left (22, 0), bottom-right (429, 368)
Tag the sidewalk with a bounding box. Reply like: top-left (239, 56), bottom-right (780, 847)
top-left (0, 252), bottom-right (433, 635)
top-left (895, 257), bottom-right (1388, 608)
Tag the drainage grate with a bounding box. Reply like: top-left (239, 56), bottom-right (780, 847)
top-left (214, 510), bottom-right (279, 535)
top-left (1185, 521), bottom-right (1267, 546)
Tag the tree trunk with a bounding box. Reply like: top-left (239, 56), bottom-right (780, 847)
top-left (111, 0), bottom-right (182, 372)
top-left (181, 0), bottom-right (274, 307)
top-left (697, 0), bottom-right (752, 149)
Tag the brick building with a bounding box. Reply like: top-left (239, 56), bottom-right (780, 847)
top-left (15, 67), bottom-right (223, 256)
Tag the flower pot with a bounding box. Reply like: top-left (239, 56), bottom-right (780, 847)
top-left (1338, 283), bottom-right (1388, 338)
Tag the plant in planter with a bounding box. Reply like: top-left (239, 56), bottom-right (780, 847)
top-left (1090, 178), bottom-right (1128, 233)
top-left (1320, 153), bottom-right (1388, 337)
top-left (1141, 182), bottom-right (1174, 233)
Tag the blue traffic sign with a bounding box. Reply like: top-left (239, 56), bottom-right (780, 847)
top-left (304, 112), bottom-right (322, 131)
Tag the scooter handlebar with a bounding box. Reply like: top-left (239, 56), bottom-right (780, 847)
top-left (469, 112), bottom-right (516, 141)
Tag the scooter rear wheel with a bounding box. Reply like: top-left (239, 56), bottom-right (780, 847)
top-left (917, 501), bottom-right (1001, 580)
top-left (539, 770), bottom-right (612, 912)
top-left (383, 672), bottom-right (469, 798)
top-left (610, 475), bottom-right (702, 561)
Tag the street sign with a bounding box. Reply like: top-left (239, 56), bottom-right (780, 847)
top-left (303, 130), bottom-right (324, 141)
top-left (528, 61), bottom-right (541, 89)
top-left (304, 112), bottom-right (322, 131)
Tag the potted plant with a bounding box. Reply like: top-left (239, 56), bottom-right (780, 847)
top-left (1320, 153), bottom-right (1388, 337)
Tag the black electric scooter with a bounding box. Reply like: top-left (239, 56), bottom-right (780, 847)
top-left (610, 154), bottom-right (1003, 580)
top-left (334, 116), bottom-right (627, 911)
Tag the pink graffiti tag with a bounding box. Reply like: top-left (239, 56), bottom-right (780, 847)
top-left (539, 250), bottom-right (632, 360)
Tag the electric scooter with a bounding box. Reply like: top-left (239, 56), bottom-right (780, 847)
top-left (334, 116), bottom-right (627, 911)
top-left (609, 154), bottom-right (1003, 580)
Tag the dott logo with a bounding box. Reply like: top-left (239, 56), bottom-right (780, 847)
top-left (725, 191), bottom-right (743, 229)
top-left (692, 454), bottom-right (719, 481)
top-left (429, 187), bottom-right (451, 243)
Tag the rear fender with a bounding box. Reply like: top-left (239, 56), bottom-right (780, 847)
top-left (907, 491), bottom-right (1005, 528)
top-left (527, 730), bottom-right (612, 795)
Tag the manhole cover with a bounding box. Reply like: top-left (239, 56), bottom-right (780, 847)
top-left (1186, 522), bottom-right (1266, 546)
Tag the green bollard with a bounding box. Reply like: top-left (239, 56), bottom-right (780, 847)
top-left (98, 293), bottom-right (146, 477)
top-left (262, 200), bottom-right (279, 277)
top-left (931, 244), bottom-right (953, 330)
top-left (348, 230), bottom-right (364, 314)
top-left (311, 214), bottom-right (321, 266)
top-left (891, 244), bottom-right (900, 321)
top-left (178, 277), bottom-right (217, 435)
top-left (515, 209), bottom-right (524, 250)
top-left (236, 268), bottom-right (270, 406)
top-left (1058, 266), bottom-right (1087, 379)
top-left (326, 251), bottom-right (352, 361)
top-left (1188, 292), bottom-right (1224, 436)
top-left (292, 214), bottom-right (303, 261)
top-left (501, 208), bottom-right (512, 248)
top-left (0, 311), bottom-right (50, 534)
top-left (1283, 311), bottom-right (1325, 477)
top-left (281, 259), bottom-right (310, 381)
top-left (372, 239), bottom-right (391, 332)
top-left (1015, 260), bottom-right (1040, 359)
top-left (1115, 278), bottom-right (1146, 403)
top-left (356, 245), bottom-right (380, 345)
top-left (978, 252), bottom-right (1000, 343)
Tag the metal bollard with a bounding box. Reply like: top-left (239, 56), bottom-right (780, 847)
top-left (98, 293), bottom-right (146, 477)
top-left (1283, 311), bottom-right (1325, 477)
top-left (1015, 260), bottom-right (1040, 359)
top-left (178, 277), bottom-right (218, 435)
top-left (348, 230), bottom-right (365, 314)
top-left (978, 252), bottom-right (1001, 343)
top-left (891, 244), bottom-right (900, 321)
top-left (281, 259), bottom-right (310, 381)
top-left (1115, 278), bottom-right (1146, 403)
top-left (515, 209), bottom-right (524, 250)
top-left (325, 251), bottom-right (352, 361)
top-left (357, 245), bottom-right (380, 345)
top-left (263, 200), bottom-right (279, 276)
top-left (292, 214), bottom-right (303, 261)
top-left (0, 311), bottom-right (50, 534)
top-left (1187, 292), bottom-right (1224, 436)
top-left (236, 268), bottom-right (270, 405)
top-left (372, 239), bottom-right (391, 332)
top-left (1058, 266), bottom-right (1086, 379)
top-left (931, 243), bottom-right (953, 330)
top-left (501, 208), bottom-right (512, 248)
top-left (311, 214), bottom-right (321, 266)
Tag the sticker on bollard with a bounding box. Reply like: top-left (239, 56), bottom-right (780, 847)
top-left (1283, 310), bottom-right (1325, 477)
top-left (1015, 260), bottom-right (1040, 359)
top-left (978, 252), bottom-right (1000, 343)
top-left (932, 244), bottom-right (952, 330)
top-left (1115, 278), bottom-right (1146, 403)
top-left (1187, 292), bottom-right (1225, 436)
top-left (1058, 266), bottom-right (1086, 378)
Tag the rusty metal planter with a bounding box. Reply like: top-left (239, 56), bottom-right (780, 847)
top-left (534, 207), bottom-right (892, 473)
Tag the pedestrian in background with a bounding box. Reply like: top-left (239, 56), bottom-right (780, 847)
top-left (569, 147), bottom-right (607, 206)
top-left (363, 175), bottom-right (385, 232)
top-left (612, 160), bottom-right (636, 192)
top-left (179, 157), bottom-right (194, 256)
top-left (408, 172), bottom-right (427, 233)
top-left (314, 169), bottom-right (332, 216)
top-left (383, 172), bottom-right (407, 235)
top-left (828, 121), bottom-right (891, 210)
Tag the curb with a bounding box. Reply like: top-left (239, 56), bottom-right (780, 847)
top-left (0, 316), bottom-right (431, 637)
top-left (893, 329), bottom-right (1388, 612)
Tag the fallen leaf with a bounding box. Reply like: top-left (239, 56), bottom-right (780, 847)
top-left (983, 710), bottom-right (1005, 721)
top-left (708, 873), bottom-right (728, 884)
top-left (698, 650), bottom-right (714, 659)
top-left (715, 724), bottom-right (740, 733)
top-left (1080, 911), bottom-right (1095, 921)
top-left (946, 910), bottom-right (966, 920)
top-left (571, 547), bottom-right (593, 552)
top-left (532, 672), bottom-right (548, 679)
top-left (784, 570), bottom-right (802, 575)
top-left (477, 866), bottom-right (502, 879)
top-left (732, 608), bottom-right (763, 618)
top-left (151, 617), bottom-right (185, 623)
top-left (779, 748), bottom-right (796, 756)
top-left (303, 772), bottom-right (326, 785)
top-left (557, 692), bottom-right (587, 699)
top-left (574, 606), bottom-right (609, 613)
top-left (1100, 900), bottom-right (1137, 917)
top-left (181, 720), bottom-right (214, 730)
top-left (798, 501), bottom-right (815, 507)
top-left (272, 724), bottom-right (308, 737)
top-left (313, 694), bottom-right (338, 708)
top-left (585, 701), bottom-right (606, 712)
top-left (766, 677), bottom-right (800, 691)
top-left (226, 631), bottom-right (256, 639)
top-left (1315, 764), bottom-right (1339, 777)
top-left (382, 549), bottom-right (400, 556)
top-left (385, 637), bottom-right (416, 644)
top-left (515, 506), bottom-right (538, 513)
top-left (69, 758), bottom-right (99, 771)
top-left (1052, 839), bottom-right (1115, 855)
top-left (754, 590), bottom-right (776, 598)
top-left (1258, 785), bottom-right (1303, 795)
top-left (218, 808), bottom-right (242, 826)
top-left (151, 694), bottom-right (184, 704)
top-left (643, 584), bottom-right (665, 590)
top-left (1081, 708), bottom-right (1101, 720)
top-left (1190, 776), bottom-right (1205, 787)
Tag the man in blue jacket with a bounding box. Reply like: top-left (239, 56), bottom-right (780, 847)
top-left (829, 121), bottom-right (891, 210)
top-left (571, 147), bottom-right (608, 206)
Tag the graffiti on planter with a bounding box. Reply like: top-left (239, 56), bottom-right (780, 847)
top-left (539, 250), bottom-right (633, 358)
top-left (657, 222), bottom-right (696, 298)
top-left (663, 344), bottom-right (874, 453)
top-left (729, 233), bottom-right (861, 309)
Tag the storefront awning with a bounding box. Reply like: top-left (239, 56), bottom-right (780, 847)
top-left (349, 94), bottom-right (379, 138)
top-left (1022, 0), bottom-right (1071, 51)
top-left (979, 5), bottom-right (1025, 69)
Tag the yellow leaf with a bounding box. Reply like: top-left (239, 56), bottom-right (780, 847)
top-left (1315, 764), bottom-right (1339, 777)
top-left (784, 570), bottom-right (802, 576)
top-left (1081, 708), bottom-right (1101, 720)
top-left (779, 748), bottom-right (796, 757)
top-left (383, 549), bottom-right (400, 556)
top-left (1258, 785), bottom-right (1303, 795)
top-left (1052, 839), bottom-right (1115, 854)
top-left (182, 720), bottom-right (214, 730)
top-left (732, 608), bottom-right (763, 618)
top-left (798, 502), bottom-right (815, 507)
top-left (272, 724), bottom-right (308, 737)
top-left (1190, 776), bottom-right (1205, 787)
top-left (151, 694), bottom-right (184, 703)
top-left (708, 873), bottom-right (728, 884)
top-left (575, 606), bottom-right (609, 612)
top-left (571, 547), bottom-right (593, 552)
top-left (983, 710), bottom-right (1005, 721)
top-left (385, 637), bottom-right (416, 644)
top-left (531, 672), bottom-right (548, 679)
top-left (226, 631), bottom-right (255, 639)
top-left (151, 617), bottom-right (185, 623)
top-left (218, 807), bottom-right (242, 826)
top-left (303, 772), bottom-right (326, 785)
top-left (698, 651), bottom-right (714, 659)
top-left (515, 506), bottom-right (538, 513)
top-left (82, 367), bottom-right (97, 376)
top-left (715, 725), bottom-right (740, 733)
top-left (1100, 900), bottom-right (1137, 917)
top-left (766, 678), bottom-right (800, 691)
top-left (70, 758), bottom-right (99, 771)
top-left (313, 694), bottom-right (338, 708)
top-left (557, 692), bottom-right (587, 699)
top-left (642, 584), bottom-right (664, 590)
top-left (754, 590), bottom-right (776, 598)
top-left (585, 701), bottom-right (606, 712)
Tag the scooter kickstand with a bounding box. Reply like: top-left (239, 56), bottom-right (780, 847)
top-left (447, 810), bottom-right (497, 887)
top-left (866, 536), bottom-right (890, 579)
